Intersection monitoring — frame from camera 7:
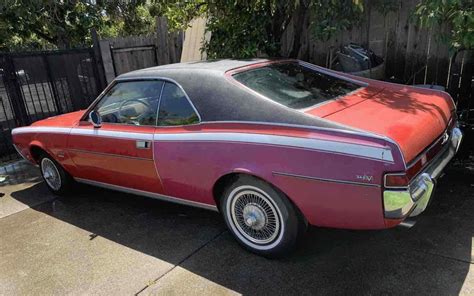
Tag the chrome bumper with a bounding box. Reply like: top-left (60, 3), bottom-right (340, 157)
top-left (383, 127), bottom-right (463, 219)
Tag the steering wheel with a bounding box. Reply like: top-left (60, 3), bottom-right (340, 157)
top-left (117, 98), bottom-right (152, 125)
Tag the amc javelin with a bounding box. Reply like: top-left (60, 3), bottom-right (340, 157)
top-left (12, 59), bottom-right (462, 257)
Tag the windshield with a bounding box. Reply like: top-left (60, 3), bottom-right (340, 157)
top-left (233, 62), bottom-right (362, 109)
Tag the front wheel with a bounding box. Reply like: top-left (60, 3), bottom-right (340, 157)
top-left (221, 176), bottom-right (305, 257)
top-left (39, 154), bottom-right (73, 195)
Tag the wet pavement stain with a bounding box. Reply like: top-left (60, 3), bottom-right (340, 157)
top-left (0, 160), bottom-right (41, 186)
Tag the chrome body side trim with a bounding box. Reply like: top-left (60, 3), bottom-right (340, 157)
top-left (68, 148), bottom-right (153, 161)
top-left (200, 120), bottom-right (376, 139)
top-left (13, 125), bottom-right (394, 162)
top-left (198, 120), bottom-right (406, 166)
top-left (12, 126), bottom-right (72, 135)
top-left (75, 178), bottom-right (218, 211)
top-left (12, 126), bottom-right (155, 141)
top-left (155, 82), bottom-right (166, 126)
top-left (154, 132), bottom-right (394, 162)
top-left (70, 128), bottom-right (154, 140)
top-left (299, 61), bottom-right (370, 86)
top-left (272, 172), bottom-right (381, 188)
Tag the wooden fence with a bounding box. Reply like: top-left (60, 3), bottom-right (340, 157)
top-left (97, 17), bottom-right (183, 84)
top-left (95, 3), bottom-right (471, 107)
top-left (281, 0), bottom-right (472, 106)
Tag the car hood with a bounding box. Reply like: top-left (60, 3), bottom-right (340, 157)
top-left (306, 83), bottom-right (454, 163)
top-left (30, 110), bottom-right (86, 127)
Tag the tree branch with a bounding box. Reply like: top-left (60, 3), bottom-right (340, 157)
top-left (31, 28), bottom-right (56, 44)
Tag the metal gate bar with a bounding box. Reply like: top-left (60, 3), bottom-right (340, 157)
top-left (0, 48), bottom-right (105, 163)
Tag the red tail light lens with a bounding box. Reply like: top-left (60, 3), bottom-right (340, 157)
top-left (384, 173), bottom-right (409, 188)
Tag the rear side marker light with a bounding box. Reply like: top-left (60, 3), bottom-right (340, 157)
top-left (384, 173), bottom-right (409, 188)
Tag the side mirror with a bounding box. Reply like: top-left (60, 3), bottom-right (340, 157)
top-left (89, 110), bottom-right (102, 128)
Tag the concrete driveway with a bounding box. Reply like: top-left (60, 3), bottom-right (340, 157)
top-left (0, 160), bottom-right (473, 295)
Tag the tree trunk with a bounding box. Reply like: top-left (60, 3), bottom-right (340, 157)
top-left (288, 1), bottom-right (310, 58)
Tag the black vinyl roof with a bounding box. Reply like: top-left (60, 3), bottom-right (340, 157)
top-left (119, 59), bottom-right (270, 75)
top-left (117, 59), bottom-right (356, 131)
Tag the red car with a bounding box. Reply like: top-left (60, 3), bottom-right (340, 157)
top-left (12, 59), bottom-right (463, 257)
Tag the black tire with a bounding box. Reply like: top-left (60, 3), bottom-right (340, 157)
top-left (38, 153), bottom-right (73, 195)
top-left (220, 175), bottom-right (305, 258)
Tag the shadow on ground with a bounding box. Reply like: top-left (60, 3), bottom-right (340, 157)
top-left (4, 159), bottom-right (472, 294)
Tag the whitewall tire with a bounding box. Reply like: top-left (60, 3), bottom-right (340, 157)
top-left (39, 154), bottom-right (73, 195)
top-left (221, 175), bottom-right (305, 257)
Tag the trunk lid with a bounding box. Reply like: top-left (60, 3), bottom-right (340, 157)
top-left (306, 84), bottom-right (454, 163)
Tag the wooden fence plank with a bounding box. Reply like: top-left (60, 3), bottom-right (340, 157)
top-left (156, 17), bottom-right (170, 64)
top-left (96, 17), bottom-right (183, 80)
top-left (98, 40), bottom-right (115, 84)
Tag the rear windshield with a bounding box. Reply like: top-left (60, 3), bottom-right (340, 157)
top-left (233, 62), bottom-right (361, 109)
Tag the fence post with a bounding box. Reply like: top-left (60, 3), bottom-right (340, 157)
top-left (156, 17), bottom-right (170, 65)
top-left (42, 55), bottom-right (62, 114)
top-left (98, 39), bottom-right (116, 84)
top-left (91, 28), bottom-right (107, 90)
top-left (1, 55), bottom-right (30, 126)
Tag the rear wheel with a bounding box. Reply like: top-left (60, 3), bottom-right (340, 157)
top-left (39, 154), bottom-right (73, 195)
top-left (221, 175), bottom-right (305, 257)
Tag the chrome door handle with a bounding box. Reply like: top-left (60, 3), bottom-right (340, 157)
top-left (136, 140), bottom-right (151, 149)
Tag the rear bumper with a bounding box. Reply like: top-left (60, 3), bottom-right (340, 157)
top-left (383, 127), bottom-right (463, 219)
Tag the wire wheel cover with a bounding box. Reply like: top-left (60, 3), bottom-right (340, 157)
top-left (230, 188), bottom-right (281, 245)
top-left (41, 158), bottom-right (61, 191)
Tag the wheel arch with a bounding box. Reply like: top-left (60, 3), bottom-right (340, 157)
top-left (212, 170), bottom-right (308, 226)
top-left (29, 142), bottom-right (48, 164)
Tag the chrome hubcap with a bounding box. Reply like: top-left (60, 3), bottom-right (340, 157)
top-left (41, 158), bottom-right (61, 191)
top-left (230, 188), bottom-right (281, 245)
top-left (243, 204), bottom-right (266, 229)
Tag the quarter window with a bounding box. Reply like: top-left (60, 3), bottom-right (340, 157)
top-left (93, 80), bottom-right (163, 126)
top-left (157, 82), bottom-right (199, 126)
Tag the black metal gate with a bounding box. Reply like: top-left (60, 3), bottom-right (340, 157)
top-left (0, 48), bottom-right (104, 162)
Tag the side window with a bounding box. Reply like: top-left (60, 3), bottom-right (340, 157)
top-left (157, 82), bottom-right (199, 126)
top-left (93, 80), bottom-right (163, 126)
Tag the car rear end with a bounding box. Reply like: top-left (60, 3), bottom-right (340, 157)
top-left (229, 59), bottom-right (463, 228)
top-left (382, 119), bottom-right (463, 224)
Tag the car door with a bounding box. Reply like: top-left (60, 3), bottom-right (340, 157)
top-left (152, 81), bottom-right (202, 201)
top-left (68, 79), bottom-right (165, 194)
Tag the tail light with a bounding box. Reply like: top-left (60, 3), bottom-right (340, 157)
top-left (384, 173), bottom-right (409, 188)
top-left (384, 125), bottom-right (453, 189)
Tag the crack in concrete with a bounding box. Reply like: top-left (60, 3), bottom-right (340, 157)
top-left (410, 248), bottom-right (474, 265)
top-left (135, 229), bottom-right (228, 295)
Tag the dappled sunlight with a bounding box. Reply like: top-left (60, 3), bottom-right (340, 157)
top-left (369, 86), bottom-right (451, 124)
